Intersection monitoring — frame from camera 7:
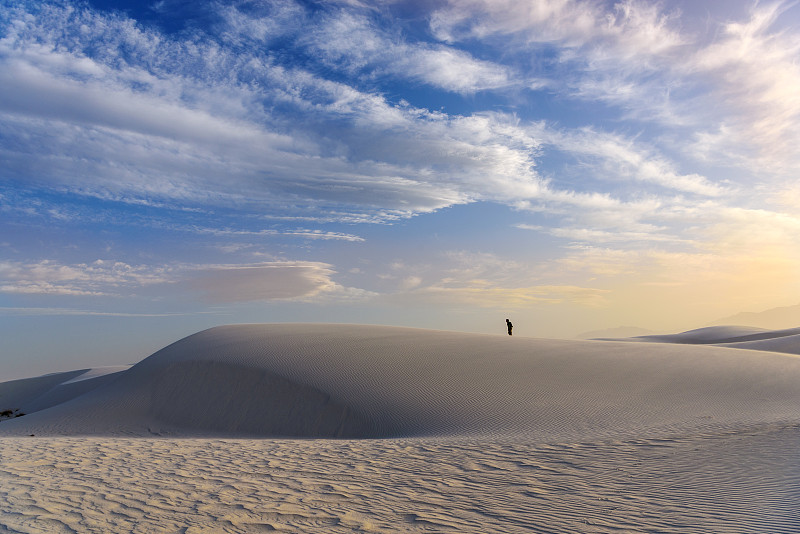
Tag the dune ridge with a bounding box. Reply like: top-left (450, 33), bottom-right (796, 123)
top-left (2, 323), bottom-right (800, 440)
top-left (599, 325), bottom-right (800, 356)
top-left (0, 368), bottom-right (129, 418)
top-left (631, 325), bottom-right (800, 345)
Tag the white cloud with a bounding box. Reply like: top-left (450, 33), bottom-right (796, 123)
top-left (0, 4), bottom-right (539, 220)
top-left (217, 0), bottom-right (307, 46)
top-left (427, 0), bottom-right (800, 181)
top-left (0, 307), bottom-right (199, 317)
top-left (0, 259), bottom-right (170, 296)
top-left (194, 227), bottom-right (365, 242)
top-left (538, 125), bottom-right (725, 196)
top-left (0, 259), bottom-right (373, 304)
top-left (302, 9), bottom-right (514, 94)
top-left (406, 284), bottom-right (610, 309)
top-left (517, 224), bottom-right (688, 245)
top-left (187, 262), bottom-right (339, 303)
top-left (398, 46), bottom-right (512, 93)
top-left (685, 2), bottom-right (800, 171)
top-left (377, 250), bottom-right (610, 309)
top-left (429, 0), bottom-right (685, 56)
top-left (4, 0), bottom-right (752, 246)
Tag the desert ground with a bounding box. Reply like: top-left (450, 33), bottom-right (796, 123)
top-left (2, 324), bottom-right (800, 532)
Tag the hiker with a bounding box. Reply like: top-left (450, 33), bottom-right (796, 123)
top-left (506, 318), bottom-right (513, 336)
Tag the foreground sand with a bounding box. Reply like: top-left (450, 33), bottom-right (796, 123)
top-left (2, 324), bottom-right (800, 532)
top-left (2, 427), bottom-right (799, 533)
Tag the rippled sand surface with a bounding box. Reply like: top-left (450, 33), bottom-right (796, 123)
top-left (2, 425), bottom-right (799, 533)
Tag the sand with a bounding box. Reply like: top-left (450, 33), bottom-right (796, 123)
top-left (601, 325), bottom-right (800, 355)
top-left (1, 323), bottom-right (799, 532)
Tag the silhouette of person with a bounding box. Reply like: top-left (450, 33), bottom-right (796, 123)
top-left (506, 318), bottom-right (513, 336)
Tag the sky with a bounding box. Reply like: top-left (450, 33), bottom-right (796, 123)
top-left (2, 0), bottom-right (800, 379)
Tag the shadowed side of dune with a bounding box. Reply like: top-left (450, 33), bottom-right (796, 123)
top-left (0, 359), bottom-right (379, 438)
top-left (0, 371), bottom-right (85, 410)
top-left (145, 360), bottom-right (377, 437)
top-left (0, 370), bottom-right (126, 418)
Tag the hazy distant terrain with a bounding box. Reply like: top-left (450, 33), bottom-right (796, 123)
top-left (710, 304), bottom-right (800, 330)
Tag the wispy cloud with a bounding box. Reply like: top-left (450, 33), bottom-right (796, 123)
top-left (537, 126), bottom-right (725, 197)
top-left (186, 262), bottom-right (358, 303)
top-left (194, 227), bottom-right (365, 242)
top-left (429, 0), bottom-right (800, 180)
top-left (430, 0), bottom-right (686, 55)
top-left (4, 0), bottom-right (781, 246)
top-left (0, 259), bottom-right (372, 304)
top-left (0, 307), bottom-right (205, 317)
top-left (302, 9), bottom-right (514, 93)
top-left (377, 250), bottom-right (609, 309)
top-left (0, 3), bottom-right (538, 220)
top-left (0, 260), bottom-right (170, 296)
top-left (685, 2), bottom-right (800, 172)
top-left (406, 284), bottom-right (610, 309)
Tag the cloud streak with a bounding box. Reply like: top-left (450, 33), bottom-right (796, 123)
top-left (187, 262), bottom-right (344, 303)
top-left (0, 260), bottom-right (170, 297)
top-left (0, 259), bottom-right (371, 304)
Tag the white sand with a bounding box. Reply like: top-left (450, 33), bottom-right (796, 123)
top-left (59, 366), bottom-right (132, 385)
top-left (611, 325), bottom-right (800, 344)
top-left (1, 323), bottom-right (799, 532)
top-left (601, 325), bottom-right (800, 356)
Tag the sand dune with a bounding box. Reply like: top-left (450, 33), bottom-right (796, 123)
top-left (2, 323), bottom-right (800, 533)
top-left (2, 323), bottom-right (800, 440)
top-left (620, 325), bottom-right (800, 344)
top-left (59, 365), bottom-right (132, 384)
top-left (0, 367), bottom-right (129, 419)
top-left (719, 333), bottom-right (800, 355)
top-left (600, 325), bottom-right (800, 356)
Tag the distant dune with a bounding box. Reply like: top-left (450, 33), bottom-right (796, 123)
top-left (2, 324), bottom-right (800, 440)
top-left (601, 325), bottom-right (800, 356)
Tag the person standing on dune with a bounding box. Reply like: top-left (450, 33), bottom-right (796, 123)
top-left (506, 318), bottom-right (513, 336)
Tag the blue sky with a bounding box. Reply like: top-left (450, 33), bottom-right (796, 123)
top-left (2, 0), bottom-right (800, 378)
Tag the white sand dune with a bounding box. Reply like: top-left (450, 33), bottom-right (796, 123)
top-left (600, 325), bottom-right (800, 356)
top-left (2, 323), bottom-right (800, 533)
top-left (644, 325), bottom-right (775, 342)
top-left (59, 365), bottom-right (132, 384)
top-left (0, 366), bottom-right (130, 419)
top-left (720, 333), bottom-right (800, 355)
top-left (2, 323), bottom-right (800, 440)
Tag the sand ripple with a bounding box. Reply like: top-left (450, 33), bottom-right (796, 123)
top-left (2, 425), bottom-right (799, 533)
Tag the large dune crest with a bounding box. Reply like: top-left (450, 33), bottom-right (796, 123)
top-left (2, 324), bottom-right (800, 440)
